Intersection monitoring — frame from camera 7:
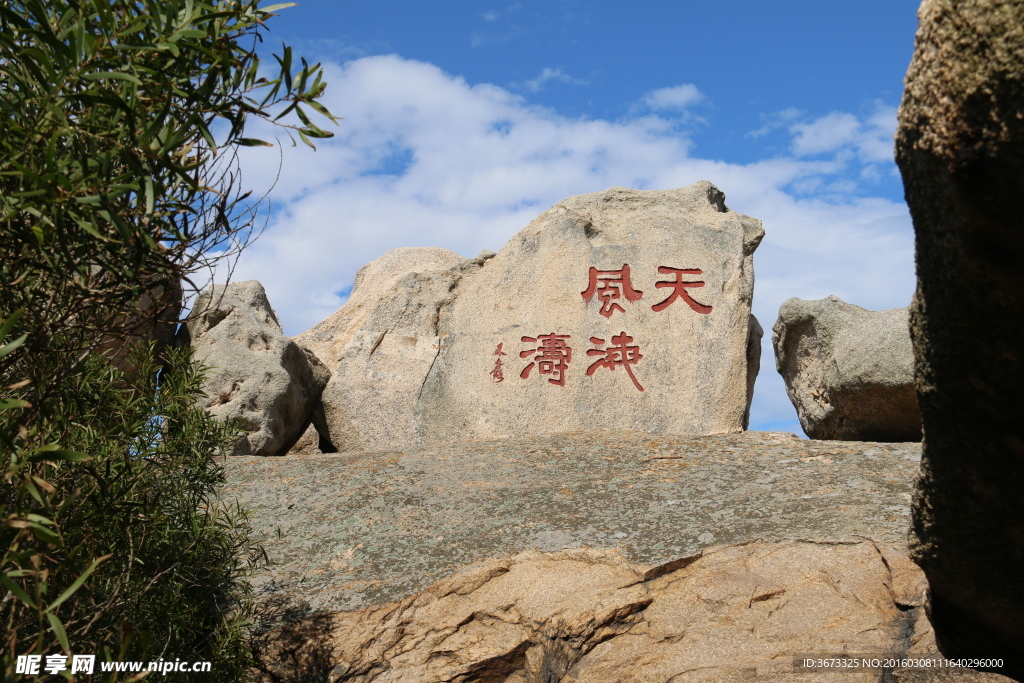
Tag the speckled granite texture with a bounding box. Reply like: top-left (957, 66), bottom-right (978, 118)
top-left (221, 430), bottom-right (920, 621)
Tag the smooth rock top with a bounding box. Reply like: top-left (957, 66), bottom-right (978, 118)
top-left (294, 247), bottom-right (465, 371)
top-left (183, 281), bottom-right (329, 456)
top-left (773, 295), bottom-right (920, 442)
top-left (316, 182), bottom-right (764, 453)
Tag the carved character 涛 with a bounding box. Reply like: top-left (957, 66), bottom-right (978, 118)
top-left (520, 333), bottom-right (572, 386)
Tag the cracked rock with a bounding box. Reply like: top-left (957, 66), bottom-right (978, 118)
top-left (181, 280), bottom-right (330, 456)
top-left (255, 541), bottom-right (998, 683)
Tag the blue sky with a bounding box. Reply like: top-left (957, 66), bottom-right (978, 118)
top-left (227, 0), bottom-right (923, 435)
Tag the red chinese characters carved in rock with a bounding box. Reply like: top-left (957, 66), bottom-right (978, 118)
top-left (651, 266), bottom-right (712, 314)
top-left (489, 342), bottom-right (507, 383)
top-left (520, 333), bottom-right (572, 386)
top-left (586, 332), bottom-right (645, 392)
top-left (581, 264), bottom-right (644, 318)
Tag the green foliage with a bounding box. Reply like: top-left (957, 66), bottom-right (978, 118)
top-left (0, 0), bottom-right (336, 679)
top-left (0, 0), bottom-right (337, 408)
top-left (3, 344), bottom-right (260, 680)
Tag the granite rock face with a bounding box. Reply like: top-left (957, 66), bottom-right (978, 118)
top-left (183, 281), bottom-right (330, 456)
top-left (316, 253), bottom-right (494, 453)
top-left (255, 541), bottom-right (977, 683)
top-left (773, 296), bottom-right (920, 442)
top-left (224, 431), bottom-right (921, 617)
top-left (419, 182), bottom-right (763, 444)
top-left (896, 0), bottom-right (1024, 667)
top-left (295, 247), bottom-right (465, 372)
top-left (314, 182), bottom-right (763, 453)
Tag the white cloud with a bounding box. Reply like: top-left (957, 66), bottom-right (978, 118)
top-left (519, 67), bottom-right (588, 92)
top-left (640, 84), bottom-right (703, 111)
top-left (790, 104), bottom-right (897, 163)
top-left (229, 55), bottom-right (914, 433)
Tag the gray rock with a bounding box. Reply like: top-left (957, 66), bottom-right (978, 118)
top-left (316, 182), bottom-right (763, 453)
top-left (183, 280), bottom-right (330, 456)
top-left (773, 295), bottom-right (921, 442)
top-left (223, 431), bottom-right (922, 617)
top-left (895, 0), bottom-right (1024, 666)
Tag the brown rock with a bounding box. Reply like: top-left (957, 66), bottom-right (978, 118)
top-left (895, 0), bottom-right (1024, 668)
top-left (772, 296), bottom-right (920, 442)
top-left (255, 541), bottom-right (1014, 683)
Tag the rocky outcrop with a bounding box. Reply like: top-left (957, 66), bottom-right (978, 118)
top-left (895, 0), bottom-right (1024, 668)
top-left (182, 281), bottom-right (330, 456)
top-left (256, 541), bottom-right (992, 683)
top-left (295, 247), bottom-right (465, 371)
top-left (224, 431), bottom-right (920, 616)
top-left (773, 296), bottom-right (920, 442)
top-left (313, 182), bottom-right (763, 453)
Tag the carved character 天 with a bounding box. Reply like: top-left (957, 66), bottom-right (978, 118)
top-left (651, 266), bottom-right (712, 314)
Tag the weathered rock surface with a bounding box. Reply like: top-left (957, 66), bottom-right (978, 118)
top-left (98, 271), bottom-right (183, 373)
top-left (183, 281), bottom-right (330, 456)
top-left (255, 541), bottom-right (1010, 683)
top-left (224, 431), bottom-right (921, 617)
top-left (773, 296), bottom-right (920, 442)
top-left (314, 182), bottom-right (764, 453)
top-left (896, 0), bottom-right (1024, 668)
top-left (295, 247), bottom-right (465, 371)
top-left (317, 252), bottom-right (495, 453)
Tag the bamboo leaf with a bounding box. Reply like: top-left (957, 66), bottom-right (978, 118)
top-left (46, 613), bottom-right (71, 653)
top-left (46, 555), bottom-right (112, 613)
top-left (0, 573), bottom-right (38, 610)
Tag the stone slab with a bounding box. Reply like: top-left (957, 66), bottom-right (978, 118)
top-left (221, 430), bottom-right (921, 620)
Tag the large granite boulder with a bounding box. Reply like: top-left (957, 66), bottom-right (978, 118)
top-left (295, 247), bottom-right (465, 371)
top-left (182, 280), bottom-right (330, 456)
top-left (236, 433), bottom-right (1012, 681)
top-left (256, 541), bottom-right (940, 683)
top-left (895, 0), bottom-right (1024, 668)
top-left (773, 296), bottom-right (920, 442)
top-left (316, 182), bottom-right (763, 453)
